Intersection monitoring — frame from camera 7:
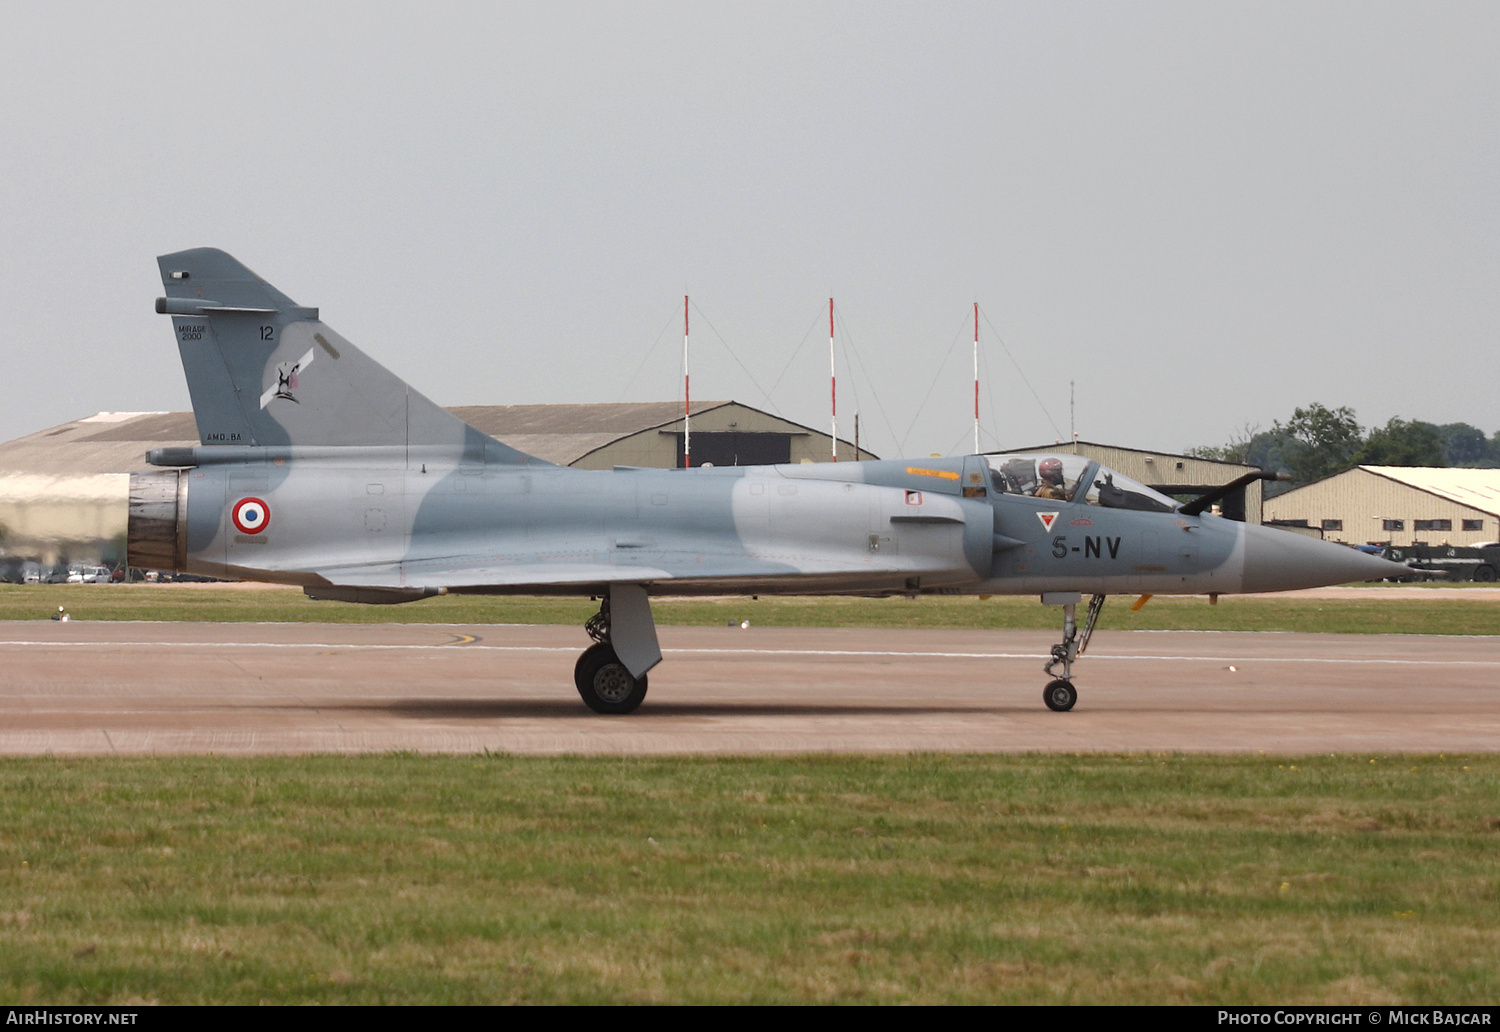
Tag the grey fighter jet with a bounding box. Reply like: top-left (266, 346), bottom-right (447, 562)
top-left (129, 249), bottom-right (1402, 714)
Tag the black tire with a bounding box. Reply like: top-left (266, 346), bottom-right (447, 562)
top-left (1473, 564), bottom-right (1498, 583)
top-left (1043, 679), bottom-right (1077, 712)
top-left (573, 642), bottom-right (648, 715)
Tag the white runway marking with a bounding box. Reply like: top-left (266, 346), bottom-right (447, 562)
top-left (3, 625), bottom-right (1497, 754)
top-left (0, 638), bottom-right (1494, 667)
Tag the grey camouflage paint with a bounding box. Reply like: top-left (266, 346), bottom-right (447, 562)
top-left (128, 249), bottom-right (1402, 679)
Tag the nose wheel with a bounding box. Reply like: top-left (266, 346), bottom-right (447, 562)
top-left (1040, 593), bottom-right (1105, 712)
top-left (1043, 679), bottom-right (1078, 712)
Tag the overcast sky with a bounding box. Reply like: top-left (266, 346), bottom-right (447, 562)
top-left (1, 1), bottom-right (1494, 459)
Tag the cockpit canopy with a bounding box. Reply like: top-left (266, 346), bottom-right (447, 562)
top-left (985, 453), bottom-right (1179, 513)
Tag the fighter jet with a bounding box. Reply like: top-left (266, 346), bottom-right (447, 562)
top-left (131, 248), bottom-right (1403, 714)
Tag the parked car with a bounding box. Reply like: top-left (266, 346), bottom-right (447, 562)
top-left (65, 565), bottom-right (112, 584)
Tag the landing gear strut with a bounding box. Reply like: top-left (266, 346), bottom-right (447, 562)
top-left (574, 590), bottom-right (653, 715)
top-left (1041, 593), bottom-right (1105, 712)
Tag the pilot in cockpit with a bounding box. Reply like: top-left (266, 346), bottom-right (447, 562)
top-left (1033, 457), bottom-right (1068, 499)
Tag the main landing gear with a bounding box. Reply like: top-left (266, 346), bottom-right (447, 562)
top-left (575, 641), bottom-right (647, 714)
top-left (574, 586), bottom-right (661, 715)
top-left (1041, 592), bottom-right (1105, 712)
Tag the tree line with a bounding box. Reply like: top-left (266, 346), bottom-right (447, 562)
top-left (1188, 404), bottom-right (1499, 491)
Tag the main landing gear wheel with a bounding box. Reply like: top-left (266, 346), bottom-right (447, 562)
top-left (1043, 679), bottom-right (1077, 712)
top-left (574, 642), bottom-right (648, 715)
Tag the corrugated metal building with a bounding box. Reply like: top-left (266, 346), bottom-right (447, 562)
top-left (995, 441), bottom-right (1264, 523)
top-left (0, 401), bottom-right (873, 476)
top-left (0, 402), bottom-right (874, 565)
top-left (1263, 466), bottom-right (1500, 546)
top-left (450, 401), bottom-right (877, 469)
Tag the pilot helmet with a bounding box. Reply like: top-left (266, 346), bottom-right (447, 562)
top-left (1038, 457), bottom-right (1064, 484)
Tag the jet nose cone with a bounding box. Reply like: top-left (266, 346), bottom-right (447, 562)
top-left (1240, 524), bottom-right (1407, 593)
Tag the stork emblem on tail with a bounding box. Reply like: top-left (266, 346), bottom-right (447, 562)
top-left (259, 348), bottom-right (316, 408)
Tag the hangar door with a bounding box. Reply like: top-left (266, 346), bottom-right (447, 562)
top-left (675, 432), bottom-right (792, 468)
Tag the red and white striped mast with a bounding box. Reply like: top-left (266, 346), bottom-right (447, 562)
top-left (973, 302), bottom-right (981, 455)
top-left (683, 295), bottom-right (691, 468)
top-left (829, 298), bottom-right (837, 461)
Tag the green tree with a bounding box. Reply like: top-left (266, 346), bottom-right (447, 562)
top-left (1187, 424), bottom-right (1297, 494)
top-left (1356, 417), bottom-right (1445, 467)
top-left (1435, 422), bottom-right (1493, 466)
top-left (1243, 429), bottom-right (1292, 474)
top-left (1185, 423), bottom-right (1261, 464)
top-left (1272, 404), bottom-right (1362, 484)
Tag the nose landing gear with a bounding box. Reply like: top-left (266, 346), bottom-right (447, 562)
top-left (1041, 592), bottom-right (1105, 712)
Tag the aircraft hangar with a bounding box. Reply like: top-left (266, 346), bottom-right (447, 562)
top-left (1263, 466), bottom-right (1500, 547)
top-left (448, 401), bottom-right (877, 469)
top-left (0, 402), bottom-right (875, 567)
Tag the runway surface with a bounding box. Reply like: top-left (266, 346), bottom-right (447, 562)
top-left (1, 620), bottom-right (1497, 755)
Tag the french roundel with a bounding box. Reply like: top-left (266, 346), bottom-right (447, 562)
top-left (232, 497), bottom-right (271, 535)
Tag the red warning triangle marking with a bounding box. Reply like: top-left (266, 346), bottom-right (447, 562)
top-left (1036, 511), bottom-right (1059, 531)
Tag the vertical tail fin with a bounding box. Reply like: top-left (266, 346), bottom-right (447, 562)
top-left (155, 247), bottom-right (539, 463)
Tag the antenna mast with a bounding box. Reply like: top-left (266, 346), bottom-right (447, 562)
top-left (683, 295), bottom-right (691, 468)
top-left (829, 298), bottom-right (837, 462)
top-left (973, 302), bottom-right (980, 455)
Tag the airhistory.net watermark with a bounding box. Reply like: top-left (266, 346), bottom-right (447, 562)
top-left (5, 1014), bottom-right (137, 1026)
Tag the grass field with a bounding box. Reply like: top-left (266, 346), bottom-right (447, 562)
top-left (3, 589), bottom-right (1496, 1003)
top-left (0, 753), bottom-right (1496, 1004)
top-left (4, 584), bottom-right (1500, 635)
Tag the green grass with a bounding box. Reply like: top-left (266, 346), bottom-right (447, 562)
top-left (0, 753), bottom-right (1496, 1004)
top-left (3, 584), bottom-right (1500, 635)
